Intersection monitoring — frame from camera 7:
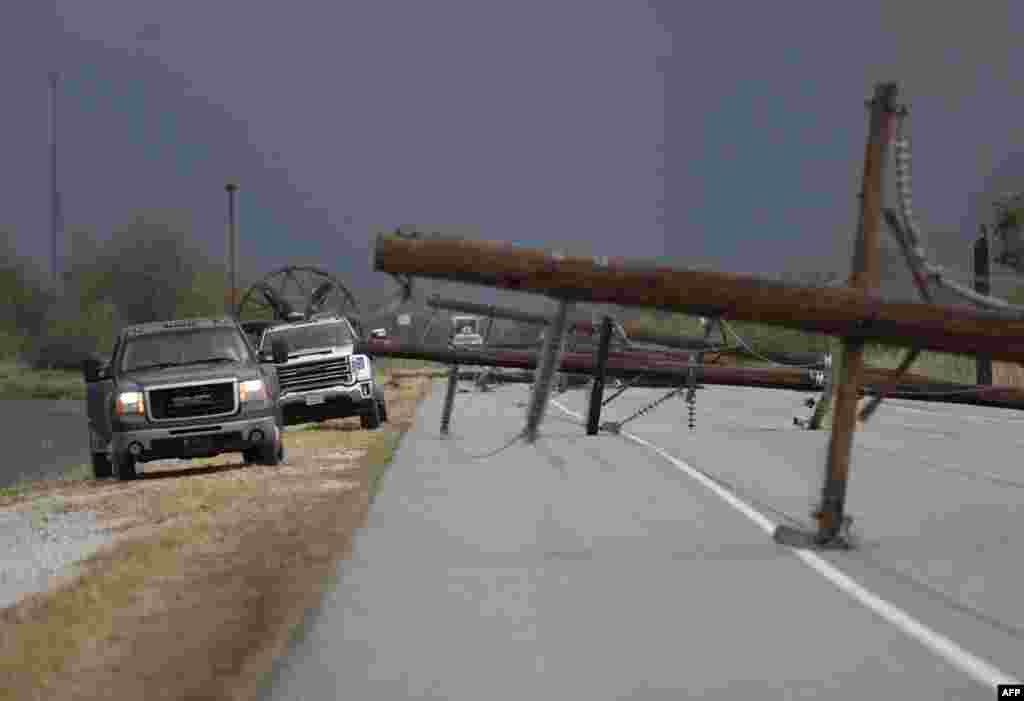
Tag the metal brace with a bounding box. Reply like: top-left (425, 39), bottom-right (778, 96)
top-left (796, 353), bottom-right (833, 429)
top-left (600, 374), bottom-right (643, 407)
top-left (601, 381), bottom-right (691, 434)
top-left (685, 353), bottom-right (698, 431)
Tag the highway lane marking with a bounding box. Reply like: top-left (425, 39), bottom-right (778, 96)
top-left (549, 398), bottom-right (1021, 689)
top-left (882, 401), bottom-right (1024, 426)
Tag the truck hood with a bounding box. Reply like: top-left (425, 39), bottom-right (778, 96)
top-left (279, 344), bottom-right (356, 364)
top-left (119, 361), bottom-right (257, 388)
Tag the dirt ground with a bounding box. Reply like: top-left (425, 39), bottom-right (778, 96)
top-left (0, 373), bottom-right (434, 700)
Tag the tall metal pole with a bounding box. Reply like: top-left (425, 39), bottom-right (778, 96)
top-left (225, 182), bottom-right (239, 317)
top-left (974, 231), bottom-right (993, 386)
top-left (585, 315), bottom-right (614, 435)
top-left (440, 364), bottom-right (459, 435)
top-left (49, 71), bottom-right (61, 291)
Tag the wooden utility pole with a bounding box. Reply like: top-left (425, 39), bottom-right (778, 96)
top-left (813, 82), bottom-right (900, 545)
top-left (374, 232), bottom-right (1024, 364)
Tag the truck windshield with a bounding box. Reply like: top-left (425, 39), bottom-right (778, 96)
top-left (120, 328), bottom-right (251, 372)
top-left (265, 323), bottom-right (353, 353)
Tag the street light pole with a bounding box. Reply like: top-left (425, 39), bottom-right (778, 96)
top-left (49, 71), bottom-right (62, 292)
top-left (225, 182), bottom-right (239, 317)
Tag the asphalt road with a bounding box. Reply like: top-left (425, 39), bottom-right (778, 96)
top-left (0, 400), bottom-right (89, 488)
top-left (260, 380), bottom-right (1021, 699)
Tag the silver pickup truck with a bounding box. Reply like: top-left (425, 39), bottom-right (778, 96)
top-left (83, 317), bottom-right (290, 481)
top-left (255, 314), bottom-right (388, 429)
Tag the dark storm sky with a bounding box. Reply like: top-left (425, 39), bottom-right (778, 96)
top-left (4, 1), bottom-right (1024, 300)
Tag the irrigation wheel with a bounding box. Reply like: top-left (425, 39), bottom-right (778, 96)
top-left (238, 265), bottom-right (361, 330)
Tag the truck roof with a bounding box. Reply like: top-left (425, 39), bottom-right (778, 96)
top-left (263, 314), bottom-right (351, 330)
top-left (122, 317), bottom-right (239, 338)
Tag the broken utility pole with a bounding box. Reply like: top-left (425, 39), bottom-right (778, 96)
top-left (812, 81), bottom-right (901, 547)
top-left (524, 299), bottom-right (572, 443)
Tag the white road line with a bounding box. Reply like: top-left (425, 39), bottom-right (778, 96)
top-left (883, 402), bottom-right (1024, 426)
top-left (549, 399), bottom-right (1021, 689)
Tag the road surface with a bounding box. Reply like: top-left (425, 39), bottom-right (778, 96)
top-left (1, 400), bottom-right (89, 488)
top-left (260, 380), bottom-right (1021, 699)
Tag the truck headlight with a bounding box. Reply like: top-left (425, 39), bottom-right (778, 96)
top-left (351, 355), bottom-right (371, 378)
top-left (239, 379), bottom-right (268, 402)
top-left (116, 391), bottom-right (145, 416)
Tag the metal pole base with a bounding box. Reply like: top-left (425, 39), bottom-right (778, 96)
top-left (772, 517), bottom-right (855, 550)
top-left (599, 421), bottom-right (622, 435)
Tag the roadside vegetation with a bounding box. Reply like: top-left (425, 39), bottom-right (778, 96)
top-left (625, 308), bottom-right (989, 386)
top-left (0, 370), bottom-right (433, 700)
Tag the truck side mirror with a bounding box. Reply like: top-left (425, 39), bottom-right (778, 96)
top-left (82, 357), bottom-right (107, 382)
top-left (271, 338), bottom-right (290, 365)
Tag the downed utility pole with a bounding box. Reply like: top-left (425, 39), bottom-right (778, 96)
top-left (374, 233), bottom-right (1024, 364)
top-left (427, 294), bottom-right (551, 327)
top-left (431, 294), bottom-right (826, 366)
top-left (359, 339), bottom-right (828, 391)
top-left (361, 338), bottom-right (1024, 410)
top-left (524, 299), bottom-right (572, 443)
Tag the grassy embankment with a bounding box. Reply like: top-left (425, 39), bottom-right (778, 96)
top-left (0, 368), bottom-right (435, 700)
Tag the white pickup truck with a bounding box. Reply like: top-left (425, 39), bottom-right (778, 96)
top-left (256, 314), bottom-right (388, 430)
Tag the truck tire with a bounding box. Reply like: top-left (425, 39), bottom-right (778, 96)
top-left (244, 436), bottom-right (285, 466)
top-left (374, 382), bottom-right (389, 421)
top-left (91, 452), bottom-right (113, 479)
top-left (360, 401), bottom-right (382, 430)
top-left (114, 452), bottom-right (138, 481)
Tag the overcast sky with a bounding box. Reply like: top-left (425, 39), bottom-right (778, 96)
top-left (5, 1), bottom-right (1024, 303)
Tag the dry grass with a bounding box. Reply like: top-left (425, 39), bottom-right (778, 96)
top-left (0, 372), bottom-right (434, 701)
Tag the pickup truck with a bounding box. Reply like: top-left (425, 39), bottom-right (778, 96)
top-left (449, 314), bottom-right (485, 348)
top-left (255, 314), bottom-right (388, 429)
top-left (83, 317), bottom-right (291, 481)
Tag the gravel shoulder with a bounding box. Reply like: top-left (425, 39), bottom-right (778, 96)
top-left (0, 372), bottom-right (433, 700)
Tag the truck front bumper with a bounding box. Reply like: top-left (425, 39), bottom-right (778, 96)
top-left (112, 415), bottom-right (279, 462)
top-left (279, 380), bottom-right (377, 425)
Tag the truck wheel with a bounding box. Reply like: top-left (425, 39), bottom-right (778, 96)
top-left (114, 452), bottom-right (138, 481)
top-left (91, 453), bottom-right (113, 479)
top-left (360, 401), bottom-right (382, 430)
top-left (261, 436), bottom-right (285, 466)
top-left (373, 385), bottom-right (388, 422)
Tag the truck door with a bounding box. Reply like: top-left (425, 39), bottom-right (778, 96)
top-left (86, 340), bottom-right (118, 450)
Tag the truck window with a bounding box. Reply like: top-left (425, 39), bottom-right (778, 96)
top-left (120, 328), bottom-right (251, 372)
top-left (263, 323), bottom-right (354, 353)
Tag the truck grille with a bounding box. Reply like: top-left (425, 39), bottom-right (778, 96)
top-left (147, 382), bottom-right (237, 420)
top-left (278, 357), bottom-right (352, 394)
